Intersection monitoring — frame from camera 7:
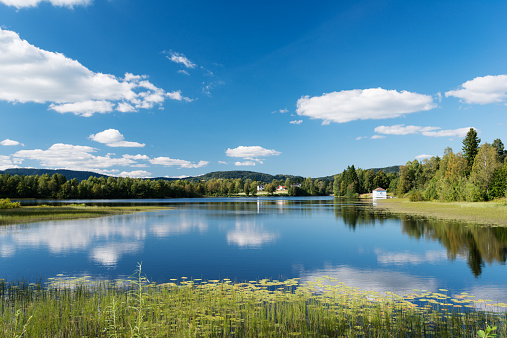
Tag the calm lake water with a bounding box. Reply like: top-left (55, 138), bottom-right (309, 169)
top-left (2, 197), bottom-right (507, 301)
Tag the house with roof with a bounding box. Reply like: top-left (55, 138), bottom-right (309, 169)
top-left (372, 187), bottom-right (387, 199)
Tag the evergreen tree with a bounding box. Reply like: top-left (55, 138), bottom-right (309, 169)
top-left (462, 128), bottom-right (481, 176)
top-left (492, 138), bottom-right (506, 162)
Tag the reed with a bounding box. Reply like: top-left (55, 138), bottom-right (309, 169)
top-left (1, 271), bottom-right (505, 337)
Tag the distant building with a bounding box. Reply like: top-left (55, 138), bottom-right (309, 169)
top-left (276, 185), bottom-right (286, 191)
top-left (257, 185), bottom-right (265, 191)
top-left (291, 183), bottom-right (302, 188)
top-left (372, 187), bottom-right (387, 199)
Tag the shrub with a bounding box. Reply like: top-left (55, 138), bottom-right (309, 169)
top-left (408, 190), bottom-right (425, 202)
top-left (0, 198), bottom-right (21, 209)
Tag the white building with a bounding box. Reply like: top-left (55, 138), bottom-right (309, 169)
top-left (372, 187), bottom-right (387, 199)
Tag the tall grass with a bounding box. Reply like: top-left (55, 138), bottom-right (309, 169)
top-left (1, 270), bottom-right (505, 337)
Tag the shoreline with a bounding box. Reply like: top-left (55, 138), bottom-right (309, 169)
top-left (0, 205), bottom-right (169, 226)
top-left (375, 198), bottom-right (507, 226)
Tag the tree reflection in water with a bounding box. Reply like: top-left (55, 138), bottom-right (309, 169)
top-left (333, 200), bottom-right (507, 277)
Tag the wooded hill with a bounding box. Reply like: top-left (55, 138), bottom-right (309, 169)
top-left (0, 168), bottom-right (396, 183)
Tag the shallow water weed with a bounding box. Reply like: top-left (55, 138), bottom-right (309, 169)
top-left (0, 274), bottom-right (505, 337)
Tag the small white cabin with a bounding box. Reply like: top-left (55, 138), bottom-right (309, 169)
top-left (257, 185), bottom-right (265, 191)
top-left (372, 187), bottom-right (387, 199)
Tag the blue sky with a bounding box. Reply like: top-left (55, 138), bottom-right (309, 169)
top-left (0, 0), bottom-right (507, 178)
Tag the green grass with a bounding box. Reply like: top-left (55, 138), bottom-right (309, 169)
top-left (0, 205), bottom-right (168, 226)
top-left (1, 267), bottom-right (505, 337)
top-left (376, 198), bottom-right (507, 226)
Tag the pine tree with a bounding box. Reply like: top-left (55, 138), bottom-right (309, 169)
top-left (462, 128), bottom-right (480, 176)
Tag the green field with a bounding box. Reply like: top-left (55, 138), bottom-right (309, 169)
top-left (376, 198), bottom-right (507, 226)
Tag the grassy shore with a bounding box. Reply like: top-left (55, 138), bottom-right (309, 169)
top-left (1, 267), bottom-right (506, 337)
top-left (375, 198), bottom-right (507, 226)
top-left (0, 204), bottom-right (168, 226)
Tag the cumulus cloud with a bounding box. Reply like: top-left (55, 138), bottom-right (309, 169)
top-left (374, 124), bottom-right (474, 138)
top-left (290, 120), bottom-right (303, 125)
top-left (118, 170), bottom-right (152, 178)
top-left (0, 28), bottom-right (189, 116)
top-left (1, 139), bottom-right (23, 146)
top-left (234, 161), bottom-right (257, 166)
top-left (226, 146), bottom-right (281, 164)
top-left (0, 155), bottom-right (21, 170)
top-left (0, 0), bottom-right (91, 8)
top-left (89, 129), bottom-right (145, 148)
top-left (12, 143), bottom-right (144, 171)
top-left (371, 135), bottom-right (385, 139)
top-left (218, 161), bottom-right (228, 165)
top-left (415, 154), bottom-right (433, 160)
top-left (150, 157), bottom-right (208, 169)
top-left (272, 108), bottom-right (289, 114)
top-left (165, 51), bottom-right (196, 69)
top-left (445, 75), bottom-right (507, 104)
top-left (296, 88), bottom-right (436, 124)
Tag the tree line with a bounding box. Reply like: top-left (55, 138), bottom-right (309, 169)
top-left (394, 129), bottom-right (507, 201)
top-left (0, 174), bottom-right (331, 199)
top-left (1, 128), bottom-right (505, 201)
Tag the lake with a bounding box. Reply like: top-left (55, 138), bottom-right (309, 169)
top-left (2, 197), bottom-right (507, 302)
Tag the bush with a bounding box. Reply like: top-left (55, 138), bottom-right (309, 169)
top-left (408, 191), bottom-right (425, 202)
top-left (0, 198), bottom-right (21, 209)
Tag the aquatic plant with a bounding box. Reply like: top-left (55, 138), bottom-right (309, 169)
top-left (0, 274), bottom-right (505, 337)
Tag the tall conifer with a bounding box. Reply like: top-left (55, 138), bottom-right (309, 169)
top-left (462, 128), bottom-right (480, 176)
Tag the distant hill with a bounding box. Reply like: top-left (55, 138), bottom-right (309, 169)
top-left (317, 165), bottom-right (401, 181)
top-left (172, 171), bottom-right (305, 183)
top-left (369, 165), bottom-right (401, 174)
top-left (0, 168), bottom-right (109, 181)
top-left (1, 167), bottom-right (400, 183)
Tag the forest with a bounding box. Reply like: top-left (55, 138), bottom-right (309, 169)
top-left (0, 172), bottom-right (333, 199)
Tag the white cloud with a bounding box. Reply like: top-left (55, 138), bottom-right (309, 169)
top-left (12, 143), bottom-right (143, 170)
top-left (165, 51), bottom-right (196, 69)
top-left (118, 170), bottom-right (152, 178)
top-left (0, 28), bottom-right (187, 116)
top-left (234, 161), bottom-right (256, 166)
top-left (218, 161), bottom-right (228, 165)
top-left (371, 135), bottom-right (385, 139)
top-left (150, 157), bottom-right (208, 169)
top-left (0, 0), bottom-right (91, 8)
top-left (226, 146), bottom-right (281, 163)
top-left (49, 100), bottom-right (114, 116)
top-left (289, 120), bottom-right (303, 125)
top-left (445, 75), bottom-right (507, 104)
top-left (177, 69), bottom-right (190, 76)
top-left (296, 88), bottom-right (436, 124)
top-left (374, 124), bottom-right (474, 138)
top-left (89, 129), bottom-right (145, 148)
top-left (123, 154), bottom-right (150, 160)
top-left (165, 90), bottom-right (192, 102)
top-left (415, 154), bottom-right (433, 160)
top-left (355, 136), bottom-right (367, 141)
top-left (272, 108), bottom-right (289, 114)
top-left (0, 155), bottom-right (20, 170)
top-left (1, 139), bottom-right (22, 146)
